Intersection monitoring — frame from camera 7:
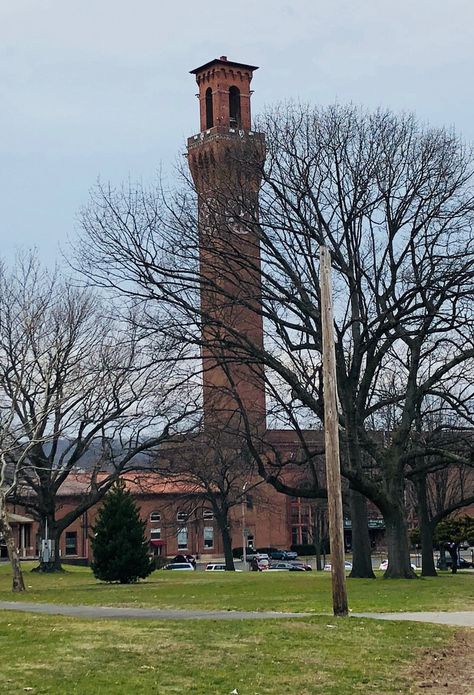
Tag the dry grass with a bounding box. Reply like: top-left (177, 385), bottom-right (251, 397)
top-left (0, 611), bottom-right (458, 694)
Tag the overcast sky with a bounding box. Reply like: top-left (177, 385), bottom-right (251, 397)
top-left (1, 0), bottom-right (473, 263)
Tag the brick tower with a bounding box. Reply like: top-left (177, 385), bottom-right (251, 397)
top-left (187, 56), bottom-right (266, 432)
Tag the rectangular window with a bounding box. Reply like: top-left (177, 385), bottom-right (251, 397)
top-left (150, 528), bottom-right (161, 540)
top-left (203, 527), bottom-right (214, 548)
top-left (246, 494), bottom-right (254, 510)
top-left (150, 512), bottom-right (161, 523)
top-left (65, 531), bottom-right (77, 556)
top-left (291, 526), bottom-right (299, 546)
top-left (176, 511), bottom-right (188, 522)
top-left (300, 509), bottom-right (310, 525)
top-left (301, 526), bottom-right (309, 545)
top-left (203, 509), bottom-right (213, 520)
top-left (291, 508), bottom-right (300, 523)
top-left (177, 527), bottom-right (188, 550)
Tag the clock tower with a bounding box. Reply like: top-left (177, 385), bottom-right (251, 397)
top-left (187, 56), bottom-right (266, 432)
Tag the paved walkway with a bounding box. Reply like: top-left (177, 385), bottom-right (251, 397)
top-left (0, 601), bottom-right (310, 621)
top-left (0, 601), bottom-right (473, 626)
top-left (352, 611), bottom-right (474, 627)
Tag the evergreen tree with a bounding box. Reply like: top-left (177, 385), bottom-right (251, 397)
top-left (91, 480), bottom-right (153, 584)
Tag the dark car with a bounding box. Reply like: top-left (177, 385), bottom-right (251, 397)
top-left (172, 554), bottom-right (196, 567)
top-left (269, 549), bottom-right (287, 560)
top-left (268, 561), bottom-right (305, 571)
top-left (269, 549), bottom-right (298, 560)
top-left (436, 556), bottom-right (472, 570)
top-left (289, 560), bottom-right (312, 571)
top-left (284, 550), bottom-right (298, 560)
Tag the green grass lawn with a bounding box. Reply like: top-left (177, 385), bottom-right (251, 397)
top-left (0, 610), bottom-right (456, 694)
top-left (0, 563), bottom-right (472, 613)
top-left (0, 564), bottom-right (472, 694)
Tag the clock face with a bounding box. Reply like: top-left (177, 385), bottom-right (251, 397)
top-left (227, 195), bottom-right (258, 235)
top-left (200, 194), bottom-right (258, 236)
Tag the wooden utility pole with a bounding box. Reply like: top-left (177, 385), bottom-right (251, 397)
top-left (319, 246), bottom-right (349, 617)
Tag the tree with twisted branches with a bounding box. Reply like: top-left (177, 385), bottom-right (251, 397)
top-left (75, 104), bottom-right (474, 578)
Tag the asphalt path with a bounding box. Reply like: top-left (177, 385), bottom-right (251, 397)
top-left (0, 601), bottom-right (310, 621)
top-left (352, 611), bottom-right (474, 627)
top-left (0, 601), bottom-right (473, 626)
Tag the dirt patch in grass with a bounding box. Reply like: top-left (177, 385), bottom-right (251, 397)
top-left (409, 630), bottom-right (474, 693)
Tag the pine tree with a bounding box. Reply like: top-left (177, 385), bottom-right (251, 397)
top-left (91, 480), bottom-right (153, 584)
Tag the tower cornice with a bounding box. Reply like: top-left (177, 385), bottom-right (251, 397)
top-left (190, 57), bottom-right (259, 75)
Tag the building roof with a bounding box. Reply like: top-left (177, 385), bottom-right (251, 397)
top-left (55, 471), bottom-right (208, 498)
top-left (7, 512), bottom-right (34, 524)
top-left (190, 56), bottom-right (258, 75)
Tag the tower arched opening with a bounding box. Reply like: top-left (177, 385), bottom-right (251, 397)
top-left (205, 87), bottom-right (214, 129)
top-left (229, 86), bottom-right (241, 127)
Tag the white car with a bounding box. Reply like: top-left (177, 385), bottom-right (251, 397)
top-left (379, 560), bottom-right (417, 571)
top-left (163, 562), bottom-right (195, 571)
top-left (205, 563), bottom-right (242, 572)
top-left (323, 561), bottom-right (353, 572)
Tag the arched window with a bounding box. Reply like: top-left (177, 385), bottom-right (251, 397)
top-left (229, 86), bottom-right (241, 127)
top-left (205, 87), bottom-right (213, 129)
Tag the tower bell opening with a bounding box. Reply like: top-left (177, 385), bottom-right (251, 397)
top-left (205, 87), bottom-right (214, 129)
top-left (229, 86), bottom-right (241, 127)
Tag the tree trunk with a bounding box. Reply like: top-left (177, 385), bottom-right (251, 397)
top-left (312, 512), bottom-right (323, 571)
top-left (415, 477), bottom-right (437, 577)
top-left (383, 504), bottom-right (416, 579)
top-left (348, 489), bottom-right (375, 578)
top-left (214, 509), bottom-right (235, 571)
top-left (0, 494), bottom-right (26, 592)
top-left (221, 523), bottom-right (235, 571)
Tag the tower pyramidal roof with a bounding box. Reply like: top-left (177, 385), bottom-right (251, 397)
top-left (190, 55), bottom-right (258, 75)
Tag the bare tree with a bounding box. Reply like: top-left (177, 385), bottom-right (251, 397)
top-left (0, 254), bottom-right (199, 571)
top-left (0, 402), bottom-right (41, 592)
top-left (147, 427), bottom-right (262, 570)
top-left (408, 455), bottom-right (474, 576)
top-left (75, 104), bottom-right (474, 578)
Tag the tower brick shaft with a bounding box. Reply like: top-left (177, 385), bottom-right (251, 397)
top-left (187, 57), bottom-right (266, 432)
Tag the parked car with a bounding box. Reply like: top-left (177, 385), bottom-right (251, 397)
top-left (436, 556), bottom-right (472, 570)
top-left (171, 554), bottom-right (196, 567)
top-left (289, 560), bottom-right (312, 571)
top-left (240, 548), bottom-right (259, 561)
top-left (283, 550), bottom-right (298, 560)
top-left (268, 561), bottom-right (292, 571)
top-left (269, 549), bottom-right (298, 560)
top-left (267, 561), bottom-right (301, 571)
top-left (269, 549), bottom-right (287, 560)
top-left (250, 557), bottom-right (270, 571)
top-left (205, 563), bottom-right (243, 572)
top-left (163, 562), bottom-right (195, 571)
top-left (379, 560), bottom-right (418, 571)
top-left (268, 561), bottom-right (306, 572)
top-left (324, 561), bottom-right (353, 572)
